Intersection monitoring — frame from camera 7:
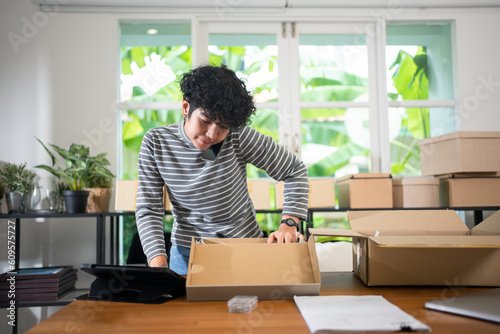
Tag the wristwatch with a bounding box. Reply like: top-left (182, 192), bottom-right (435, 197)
top-left (281, 218), bottom-right (299, 231)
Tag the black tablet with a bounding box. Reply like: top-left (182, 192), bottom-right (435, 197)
top-left (80, 264), bottom-right (186, 303)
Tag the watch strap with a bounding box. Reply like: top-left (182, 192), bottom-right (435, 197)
top-left (281, 218), bottom-right (299, 231)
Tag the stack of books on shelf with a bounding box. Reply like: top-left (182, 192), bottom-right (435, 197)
top-left (0, 266), bottom-right (77, 303)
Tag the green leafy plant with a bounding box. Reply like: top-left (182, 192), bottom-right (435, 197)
top-left (35, 138), bottom-right (115, 191)
top-left (0, 162), bottom-right (36, 193)
top-left (388, 46), bottom-right (430, 175)
top-left (0, 182), bottom-right (5, 198)
top-left (87, 175), bottom-right (113, 188)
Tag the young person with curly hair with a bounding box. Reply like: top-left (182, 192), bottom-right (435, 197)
top-left (136, 65), bottom-right (309, 274)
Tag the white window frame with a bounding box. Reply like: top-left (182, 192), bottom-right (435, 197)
top-left (194, 18), bottom-right (391, 172)
top-left (116, 15), bottom-right (456, 176)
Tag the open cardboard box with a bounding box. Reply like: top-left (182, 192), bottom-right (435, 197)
top-left (310, 210), bottom-right (500, 286)
top-left (186, 238), bottom-right (321, 301)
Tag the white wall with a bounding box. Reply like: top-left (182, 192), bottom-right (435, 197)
top-left (0, 2), bottom-right (120, 332)
top-left (1, 0), bottom-right (120, 274)
top-left (454, 13), bottom-right (500, 130)
top-left (1, 1), bottom-right (500, 332)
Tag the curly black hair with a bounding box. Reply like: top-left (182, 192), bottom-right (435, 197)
top-left (179, 65), bottom-right (256, 129)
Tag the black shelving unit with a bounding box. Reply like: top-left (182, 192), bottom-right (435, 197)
top-left (0, 212), bottom-right (105, 334)
top-left (0, 212), bottom-right (104, 270)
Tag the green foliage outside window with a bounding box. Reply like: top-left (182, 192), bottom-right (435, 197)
top-left (389, 46), bottom-right (430, 175)
top-left (118, 44), bottom-right (430, 261)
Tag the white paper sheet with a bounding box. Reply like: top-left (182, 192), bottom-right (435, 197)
top-left (294, 295), bottom-right (431, 333)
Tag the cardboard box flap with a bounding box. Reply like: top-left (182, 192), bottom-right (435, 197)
top-left (472, 210), bottom-right (500, 235)
top-left (392, 177), bottom-right (439, 186)
top-left (419, 131), bottom-right (500, 146)
top-left (347, 210), bottom-right (470, 236)
top-left (372, 235), bottom-right (500, 247)
top-left (309, 228), bottom-right (365, 239)
top-left (337, 173), bottom-right (392, 182)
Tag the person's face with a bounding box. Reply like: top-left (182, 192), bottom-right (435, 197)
top-left (182, 100), bottom-right (230, 151)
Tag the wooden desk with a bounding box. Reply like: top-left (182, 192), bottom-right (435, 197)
top-left (26, 272), bottom-right (499, 334)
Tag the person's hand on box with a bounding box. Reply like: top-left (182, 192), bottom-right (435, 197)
top-left (267, 216), bottom-right (305, 243)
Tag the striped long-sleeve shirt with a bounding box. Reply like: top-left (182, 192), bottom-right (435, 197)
top-left (135, 121), bottom-right (309, 263)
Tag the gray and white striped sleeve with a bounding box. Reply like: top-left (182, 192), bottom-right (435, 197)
top-left (135, 129), bottom-right (167, 263)
top-left (237, 126), bottom-right (309, 221)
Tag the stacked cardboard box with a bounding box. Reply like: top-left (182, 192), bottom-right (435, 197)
top-left (114, 180), bottom-right (171, 211)
top-left (392, 177), bottom-right (439, 208)
top-left (337, 173), bottom-right (393, 209)
top-left (275, 178), bottom-right (336, 209)
top-left (418, 131), bottom-right (500, 207)
top-left (247, 179), bottom-right (271, 210)
top-left (437, 173), bottom-right (500, 207)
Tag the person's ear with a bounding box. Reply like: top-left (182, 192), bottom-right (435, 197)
top-left (181, 99), bottom-right (190, 117)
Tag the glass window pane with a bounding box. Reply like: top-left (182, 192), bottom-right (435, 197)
top-left (208, 34), bottom-right (278, 102)
top-left (299, 34), bottom-right (369, 102)
top-left (301, 108), bottom-right (370, 178)
top-left (386, 24), bottom-right (453, 101)
top-left (246, 108), bottom-right (279, 179)
top-left (389, 107), bottom-right (455, 176)
top-left (120, 109), bottom-right (182, 179)
top-left (120, 23), bottom-right (192, 103)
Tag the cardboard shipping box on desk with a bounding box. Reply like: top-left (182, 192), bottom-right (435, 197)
top-left (185, 237), bottom-right (321, 301)
top-left (310, 210), bottom-right (500, 287)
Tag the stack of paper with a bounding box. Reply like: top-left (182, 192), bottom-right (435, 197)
top-left (294, 295), bottom-right (430, 333)
top-left (0, 266), bottom-right (77, 302)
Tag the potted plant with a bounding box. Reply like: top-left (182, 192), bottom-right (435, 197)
top-left (0, 162), bottom-right (36, 214)
top-left (35, 138), bottom-right (114, 213)
top-left (84, 173), bottom-right (114, 213)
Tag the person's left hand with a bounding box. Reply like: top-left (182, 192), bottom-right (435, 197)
top-left (267, 222), bottom-right (305, 243)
